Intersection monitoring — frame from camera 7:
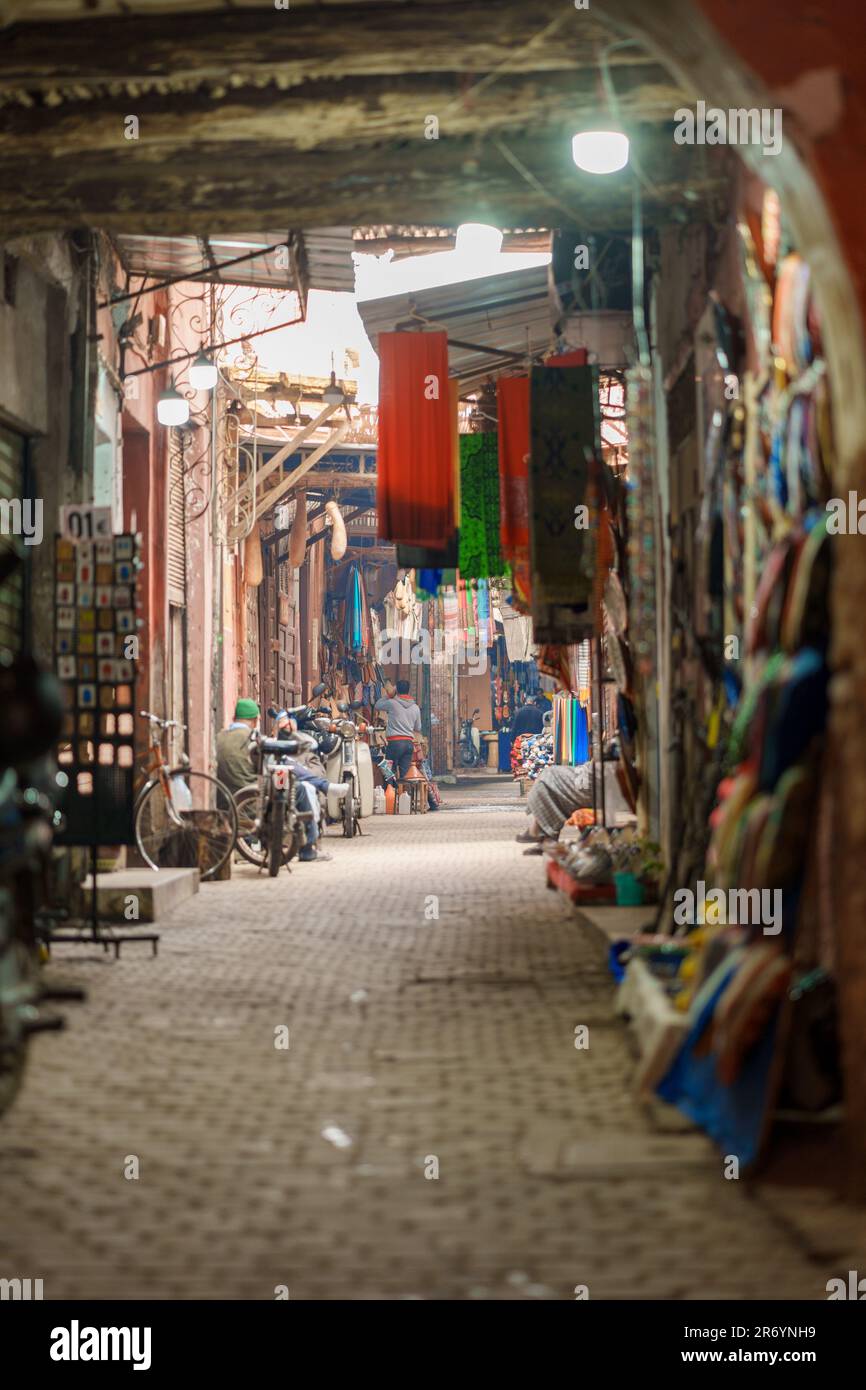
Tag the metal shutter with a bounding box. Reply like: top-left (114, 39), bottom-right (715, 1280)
top-left (167, 443), bottom-right (186, 606)
top-left (0, 423), bottom-right (26, 654)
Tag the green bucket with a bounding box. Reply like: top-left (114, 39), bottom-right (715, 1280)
top-left (614, 871), bottom-right (644, 906)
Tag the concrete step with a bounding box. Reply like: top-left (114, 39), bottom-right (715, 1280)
top-left (83, 868), bottom-right (200, 923)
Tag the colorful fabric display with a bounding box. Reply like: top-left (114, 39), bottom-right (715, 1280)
top-left (378, 330), bottom-right (453, 547)
top-left (458, 432), bottom-right (503, 578)
top-left (552, 694), bottom-right (590, 766)
top-left (528, 365), bottom-right (600, 644)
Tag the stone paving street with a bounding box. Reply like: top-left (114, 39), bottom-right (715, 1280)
top-left (0, 781), bottom-right (858, 1300)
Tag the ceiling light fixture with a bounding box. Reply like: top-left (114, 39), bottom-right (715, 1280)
top-left (189, 348), bottom-right (218, 391)
top-left (455, 223), bottom-right (504, 263)
top-left (156, 380), bottom-right (190, 427)
top-left (322, 370), bottom-right (344, 406)
top-left (571, 130), bottom-right (630, 175)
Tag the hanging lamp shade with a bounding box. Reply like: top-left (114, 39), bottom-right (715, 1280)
top-left (189, 350), bottom-right (218, 391)
top-left (157, 381), bottom-right (189, 427)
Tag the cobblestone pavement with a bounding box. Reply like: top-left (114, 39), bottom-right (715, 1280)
top-left (0, 781), bottom-right (855, 1300)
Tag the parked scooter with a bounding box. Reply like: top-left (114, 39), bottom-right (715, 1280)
top-left (458, 708), bottom-right (484, 767)
top-left (322, 701), bottom-right (374, 837)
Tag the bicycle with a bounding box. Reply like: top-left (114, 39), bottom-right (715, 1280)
top-left (134, 712), bottom-right (238, 881)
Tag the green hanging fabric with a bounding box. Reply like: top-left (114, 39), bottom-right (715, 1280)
top-left (458, 432), bottom-right (503, 579)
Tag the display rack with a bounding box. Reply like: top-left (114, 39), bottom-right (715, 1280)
top-left (50, 531), bottom-right (159, 956)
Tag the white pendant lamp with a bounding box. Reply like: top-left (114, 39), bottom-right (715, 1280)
top-left (571, 130), bottom-right (630, 174)
top-left (189, 349), bottom-right (218, 391)
top-left (157, 380), bottom-right (190, 427)
top-left (322, 370), bottom-right (344, 405)
top-left (455, 222), bottom-right (503, 262)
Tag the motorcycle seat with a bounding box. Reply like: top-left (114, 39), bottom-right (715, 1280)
top-left (257, 736), bottom-right (300, 757)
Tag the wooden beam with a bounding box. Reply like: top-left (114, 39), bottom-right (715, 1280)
top-left (0, 133), bottom-right (727, 237)
top-left (0, 4), bottom-right (642, 96)
top-left (0, 68), bottom-right (685, 159)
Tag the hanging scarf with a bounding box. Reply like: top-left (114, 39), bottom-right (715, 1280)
top-left (529, 365), bottom-right (598, 644)
top-left (458, 432), bottom-right (502, 579)
top-left (378, 330), bottom-right (453, 547)
top-left (497, 376), bottom-right (531, 606)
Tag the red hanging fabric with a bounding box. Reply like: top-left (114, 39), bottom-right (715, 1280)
top-left (545, 348), bottom-right (589, 368)
top-left (377, 330), bottom-right (453, 547)
top-left (497, 375), bottom-right (531, 606)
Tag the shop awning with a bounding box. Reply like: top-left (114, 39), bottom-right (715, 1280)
top-left (113, 228), bottom-right (356, 299)
top-left (357, 265), bottom-right (554, 395)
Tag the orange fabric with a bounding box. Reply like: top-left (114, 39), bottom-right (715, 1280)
top-left (378, 331), bottom-right (453, 547)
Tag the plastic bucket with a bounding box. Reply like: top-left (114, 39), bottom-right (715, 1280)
top-left (613, 872), bottom-right (644, 906)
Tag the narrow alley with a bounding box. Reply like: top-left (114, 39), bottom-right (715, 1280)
top-left (5, 0), bottom-right (866, 1352)
top-left (0, 786), bottom-right (846, 1301)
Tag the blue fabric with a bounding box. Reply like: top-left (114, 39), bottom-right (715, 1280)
top-left (477, 578), bottom-right (490, 624)
top-left (498, 731), bottom-right (513, 773)
top-left (418, 568), bottom-right (443, 597)
top-left (657, 957), bottom-right (783, 1170)
top-left (574, 701), bottom-right (589, 763)
top-left (344, 564), bottom-right (364, 652)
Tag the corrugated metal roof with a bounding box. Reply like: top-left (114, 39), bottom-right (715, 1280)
top-left (304, 228), bottom-right (356, 292)
top-left (113, 228), bottom-right (356, 294)
top-left (357, 265), bottom-right (555, 392)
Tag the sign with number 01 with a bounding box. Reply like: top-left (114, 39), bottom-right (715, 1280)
top-left (59, 504), bottom-right (113, 541)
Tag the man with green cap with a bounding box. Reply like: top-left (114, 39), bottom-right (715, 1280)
top-left (216, 697), bottom-right (260, 798)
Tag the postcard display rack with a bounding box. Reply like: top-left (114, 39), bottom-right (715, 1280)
top-left (51, 532), bottom-right (158, 954)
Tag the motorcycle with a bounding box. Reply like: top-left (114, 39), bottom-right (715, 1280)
top-left (458, 708), bottom-right (485, 768)
top-left (236, 731), bottom-right (311, 876)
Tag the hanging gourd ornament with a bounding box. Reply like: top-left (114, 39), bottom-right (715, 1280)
top-left (326, 499), bottom-right (347, 560)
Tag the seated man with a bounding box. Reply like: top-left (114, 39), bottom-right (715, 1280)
top-left (216, 697), bottom-right (260, 798)
top-left (272, 707), bottom-right (347, 864)
top-left (517, 741), bottom-right (632, 848)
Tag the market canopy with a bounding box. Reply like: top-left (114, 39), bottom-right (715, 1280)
top-left (358, 266), bottom-right (554, 396)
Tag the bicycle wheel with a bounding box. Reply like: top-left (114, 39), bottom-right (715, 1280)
top-left (267, 799), bottom-right (285, 878)
top-left (233, 785), bottom-right (267, 867)
top-left (135, 771), bottom-right (238, 880)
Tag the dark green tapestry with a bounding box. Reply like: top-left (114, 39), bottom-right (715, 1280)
top-left (528, 364), bottom-right (600, 643)
top-left (458, 432), bottom-right (503, 579)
